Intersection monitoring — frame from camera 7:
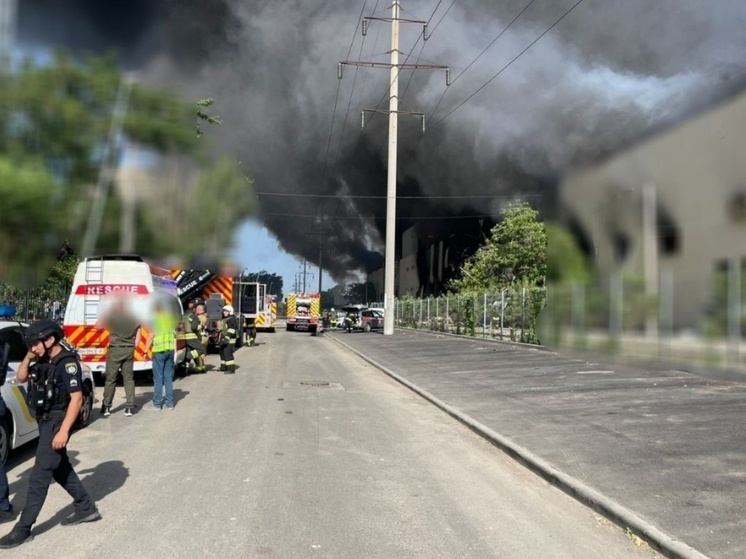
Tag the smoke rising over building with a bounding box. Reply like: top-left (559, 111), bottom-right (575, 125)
top-left (17, 0), bottom-right (746, 280)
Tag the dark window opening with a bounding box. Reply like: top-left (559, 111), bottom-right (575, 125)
top-left (657, 205), bottom-right (681, 255)
top-left (613, 231), bottom-right (629, 262)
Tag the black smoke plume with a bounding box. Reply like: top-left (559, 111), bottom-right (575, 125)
top-left (18, 0), bottom-right (746, 280)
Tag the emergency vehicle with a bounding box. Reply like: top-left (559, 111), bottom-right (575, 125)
top-left (63, 255), bottom-right (181, 376)
top-left (285, 293), bottom-right (321, 334)
top-left (168, 272), bottom-right (277, 348)
top-left (235, 281), bottom-right (277, 334)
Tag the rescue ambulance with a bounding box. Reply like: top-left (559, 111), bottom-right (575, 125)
top-left (63, 255), bottom-right (182, 376)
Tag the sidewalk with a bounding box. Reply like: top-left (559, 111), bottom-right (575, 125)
top-left (329, 329), bottom-right (746, 559)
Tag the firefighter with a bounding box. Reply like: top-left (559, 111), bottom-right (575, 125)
top-left (219, 305), bottom-right (238, 374)
top-left (184, 300), bottom-right (207, 374)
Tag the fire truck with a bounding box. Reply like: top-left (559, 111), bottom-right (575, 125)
top-left (64, 257), bottom-right (277, 378)
top-left (285, 292), bottom-right (321, 334)
top-left (171, 272), bottom-right (277, 346)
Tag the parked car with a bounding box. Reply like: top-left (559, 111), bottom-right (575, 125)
top-left (340, 307), bottom-right (384, 333)
top-left (0, 321), bottom-right (95, 465)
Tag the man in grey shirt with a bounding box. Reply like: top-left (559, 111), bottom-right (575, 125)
top-left (97, 297), bottom-right (142, 417)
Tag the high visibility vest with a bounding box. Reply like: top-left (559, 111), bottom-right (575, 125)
top-left (151, 312), bottom-right (177, 353)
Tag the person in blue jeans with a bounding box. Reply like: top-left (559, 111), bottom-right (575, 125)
top-left (0, 344), bottom-right (12, 523)
top-left (143, 299), bottom-right (178, 411)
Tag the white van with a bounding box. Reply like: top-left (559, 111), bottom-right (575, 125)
top-left (63, 255), bottom-right (182, 375)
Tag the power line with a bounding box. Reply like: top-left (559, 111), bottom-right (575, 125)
top-left (429, 0), bottom-right (587, 130)
top-left (255, 191), bottom-right (542, 200)
top-left (400, 0), bottom-right (456, 106)
top-left (319, 0), bottom-right (370, 187)
top-left (427, 0), bottom-right (537, 123)
top-left (331, 0), bottom-right (381, 176)
top-left (350, 0), bottom-right (449, 158)
top-left (261, 212), bottom-right (497, 220)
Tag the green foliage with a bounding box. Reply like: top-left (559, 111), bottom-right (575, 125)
top-left (320, 284), bottom-right (346, 309)
top-left (0, 51), bottom-right (211, 287)
top-left (453, 202), bottom-right (547, 293)
top-left (546, 222), bottom-right (591, 284)
top-left (705, 264), bottom-right (746, 337)
top-left (345, 282), bottom-right (377, 304)
top-left (196, 98), bottom-right (223, 138)
top-left (0, 157), bottom-right (62, 287)
top-left (242, 270), bottom-right (284, 302)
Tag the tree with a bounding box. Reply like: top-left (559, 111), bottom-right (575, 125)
top-left (321, 284), bottom-right (346, 309)
top-left (142, 157), bottom-right (255, 260)
top-left (0, 158), bottom-right (62, 288)
top-left (345, 282), bottom-right (376, 304)
top-left (241, 270), bottom-right (284, 302)
top-left (545, 223), bottom-right (591, 284)
top-left (453, 202), bottom-right (548, 293)
top-left (0, 52), bottom-right (207, 287)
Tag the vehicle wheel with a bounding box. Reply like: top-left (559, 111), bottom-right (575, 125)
top-left (286, 325), bottom-right (294, 332)
top-left (0, 419), bottom-right (10, 466)
top-left (364, 322), bottom-right (372, 333)
top-left (76, 381), bottom-right (94, 428)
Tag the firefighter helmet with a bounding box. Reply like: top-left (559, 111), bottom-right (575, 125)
top-left (222, 305), bottom-right (234, 314)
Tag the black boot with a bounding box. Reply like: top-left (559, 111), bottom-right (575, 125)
top-left (0, 527), bottom-right (33, 549)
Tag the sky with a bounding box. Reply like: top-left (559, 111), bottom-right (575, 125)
top-left (229, 220), bottom-right (340, 297)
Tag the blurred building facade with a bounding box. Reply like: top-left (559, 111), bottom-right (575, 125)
top-left (560, 89), bottom-right (746, 330)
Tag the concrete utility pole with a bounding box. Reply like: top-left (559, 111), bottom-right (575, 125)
top-left (340, 0), bottom-right (450, 335)
top-left (82, 77), bottom-right (133, 257)
top-left (642, 183), bottom-right (659, 337)
top-left (0, 0), bottom-right (17, 75)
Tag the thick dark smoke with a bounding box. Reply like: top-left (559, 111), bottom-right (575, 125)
top-left (18, 0), bottom-right (746, 280)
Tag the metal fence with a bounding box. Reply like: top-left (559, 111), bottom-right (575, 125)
top-left (538, 272), bottom-right (746, 370)
top-left (394, 287), bottom-right (546, 344)
top-left (393, 269), bottom-right (745, 371)
top-left (0, 286), bottom-right (68, 323)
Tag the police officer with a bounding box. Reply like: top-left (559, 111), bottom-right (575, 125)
top-left (0, 321), bottom-right (100, 549)
top-left (219, 305), bottom-right (238, 374)
top-left (183, 300), bottom-right (207, 374)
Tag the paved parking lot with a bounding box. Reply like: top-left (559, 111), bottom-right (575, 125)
top-left (330, 329), bottom-right (746, 559)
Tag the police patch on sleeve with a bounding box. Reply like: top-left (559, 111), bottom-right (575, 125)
top-left (66, 363), bottom-right (78, 375)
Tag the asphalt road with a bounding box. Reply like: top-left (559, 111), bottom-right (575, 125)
top-left (1, 331), bottom-right (658, 559)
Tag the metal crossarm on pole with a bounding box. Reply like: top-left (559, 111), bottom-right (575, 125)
top-left (339, 0), bottom-right (449, 336)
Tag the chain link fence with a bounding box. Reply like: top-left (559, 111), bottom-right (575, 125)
top-left (395, 287), bottom-right (546, 344)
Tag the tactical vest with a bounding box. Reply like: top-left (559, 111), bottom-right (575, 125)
top-left (27, 350), bottom-right (77, 417)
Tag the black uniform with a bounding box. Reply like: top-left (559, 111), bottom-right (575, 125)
top-left (184, 312), bottom-right (206, 373)
top-left (17, 349), bottom-right (96, 532)
top-left (219, 315), bottom-right (238, 373)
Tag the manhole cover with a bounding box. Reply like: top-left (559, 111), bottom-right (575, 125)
top-left (300, 380), bottom-right (330, 387)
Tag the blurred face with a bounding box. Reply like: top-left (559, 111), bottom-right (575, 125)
top-left (196, 305), bottom-right (206, 315)
top-left (222, 310), bottom-right (229, 316)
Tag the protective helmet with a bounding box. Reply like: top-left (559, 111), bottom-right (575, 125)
top-left (222, 305), bottom-right (234, 314)
top-left (191, 298), bottom-right (205, 307)
top-left (25, 320), bottom-right (63, 347)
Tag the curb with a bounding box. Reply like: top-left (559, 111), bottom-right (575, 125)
top-left (328, 333), bottom-right (712, 559)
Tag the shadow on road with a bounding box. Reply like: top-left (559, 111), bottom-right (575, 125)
top-left (7, 451), bottom-right (129, 536)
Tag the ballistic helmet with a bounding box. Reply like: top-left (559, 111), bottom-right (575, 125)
top-left (25, 320), bottom-right (63, 347)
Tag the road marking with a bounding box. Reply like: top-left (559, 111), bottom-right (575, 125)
top-left (576, 370), bottom-right (615, 375)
